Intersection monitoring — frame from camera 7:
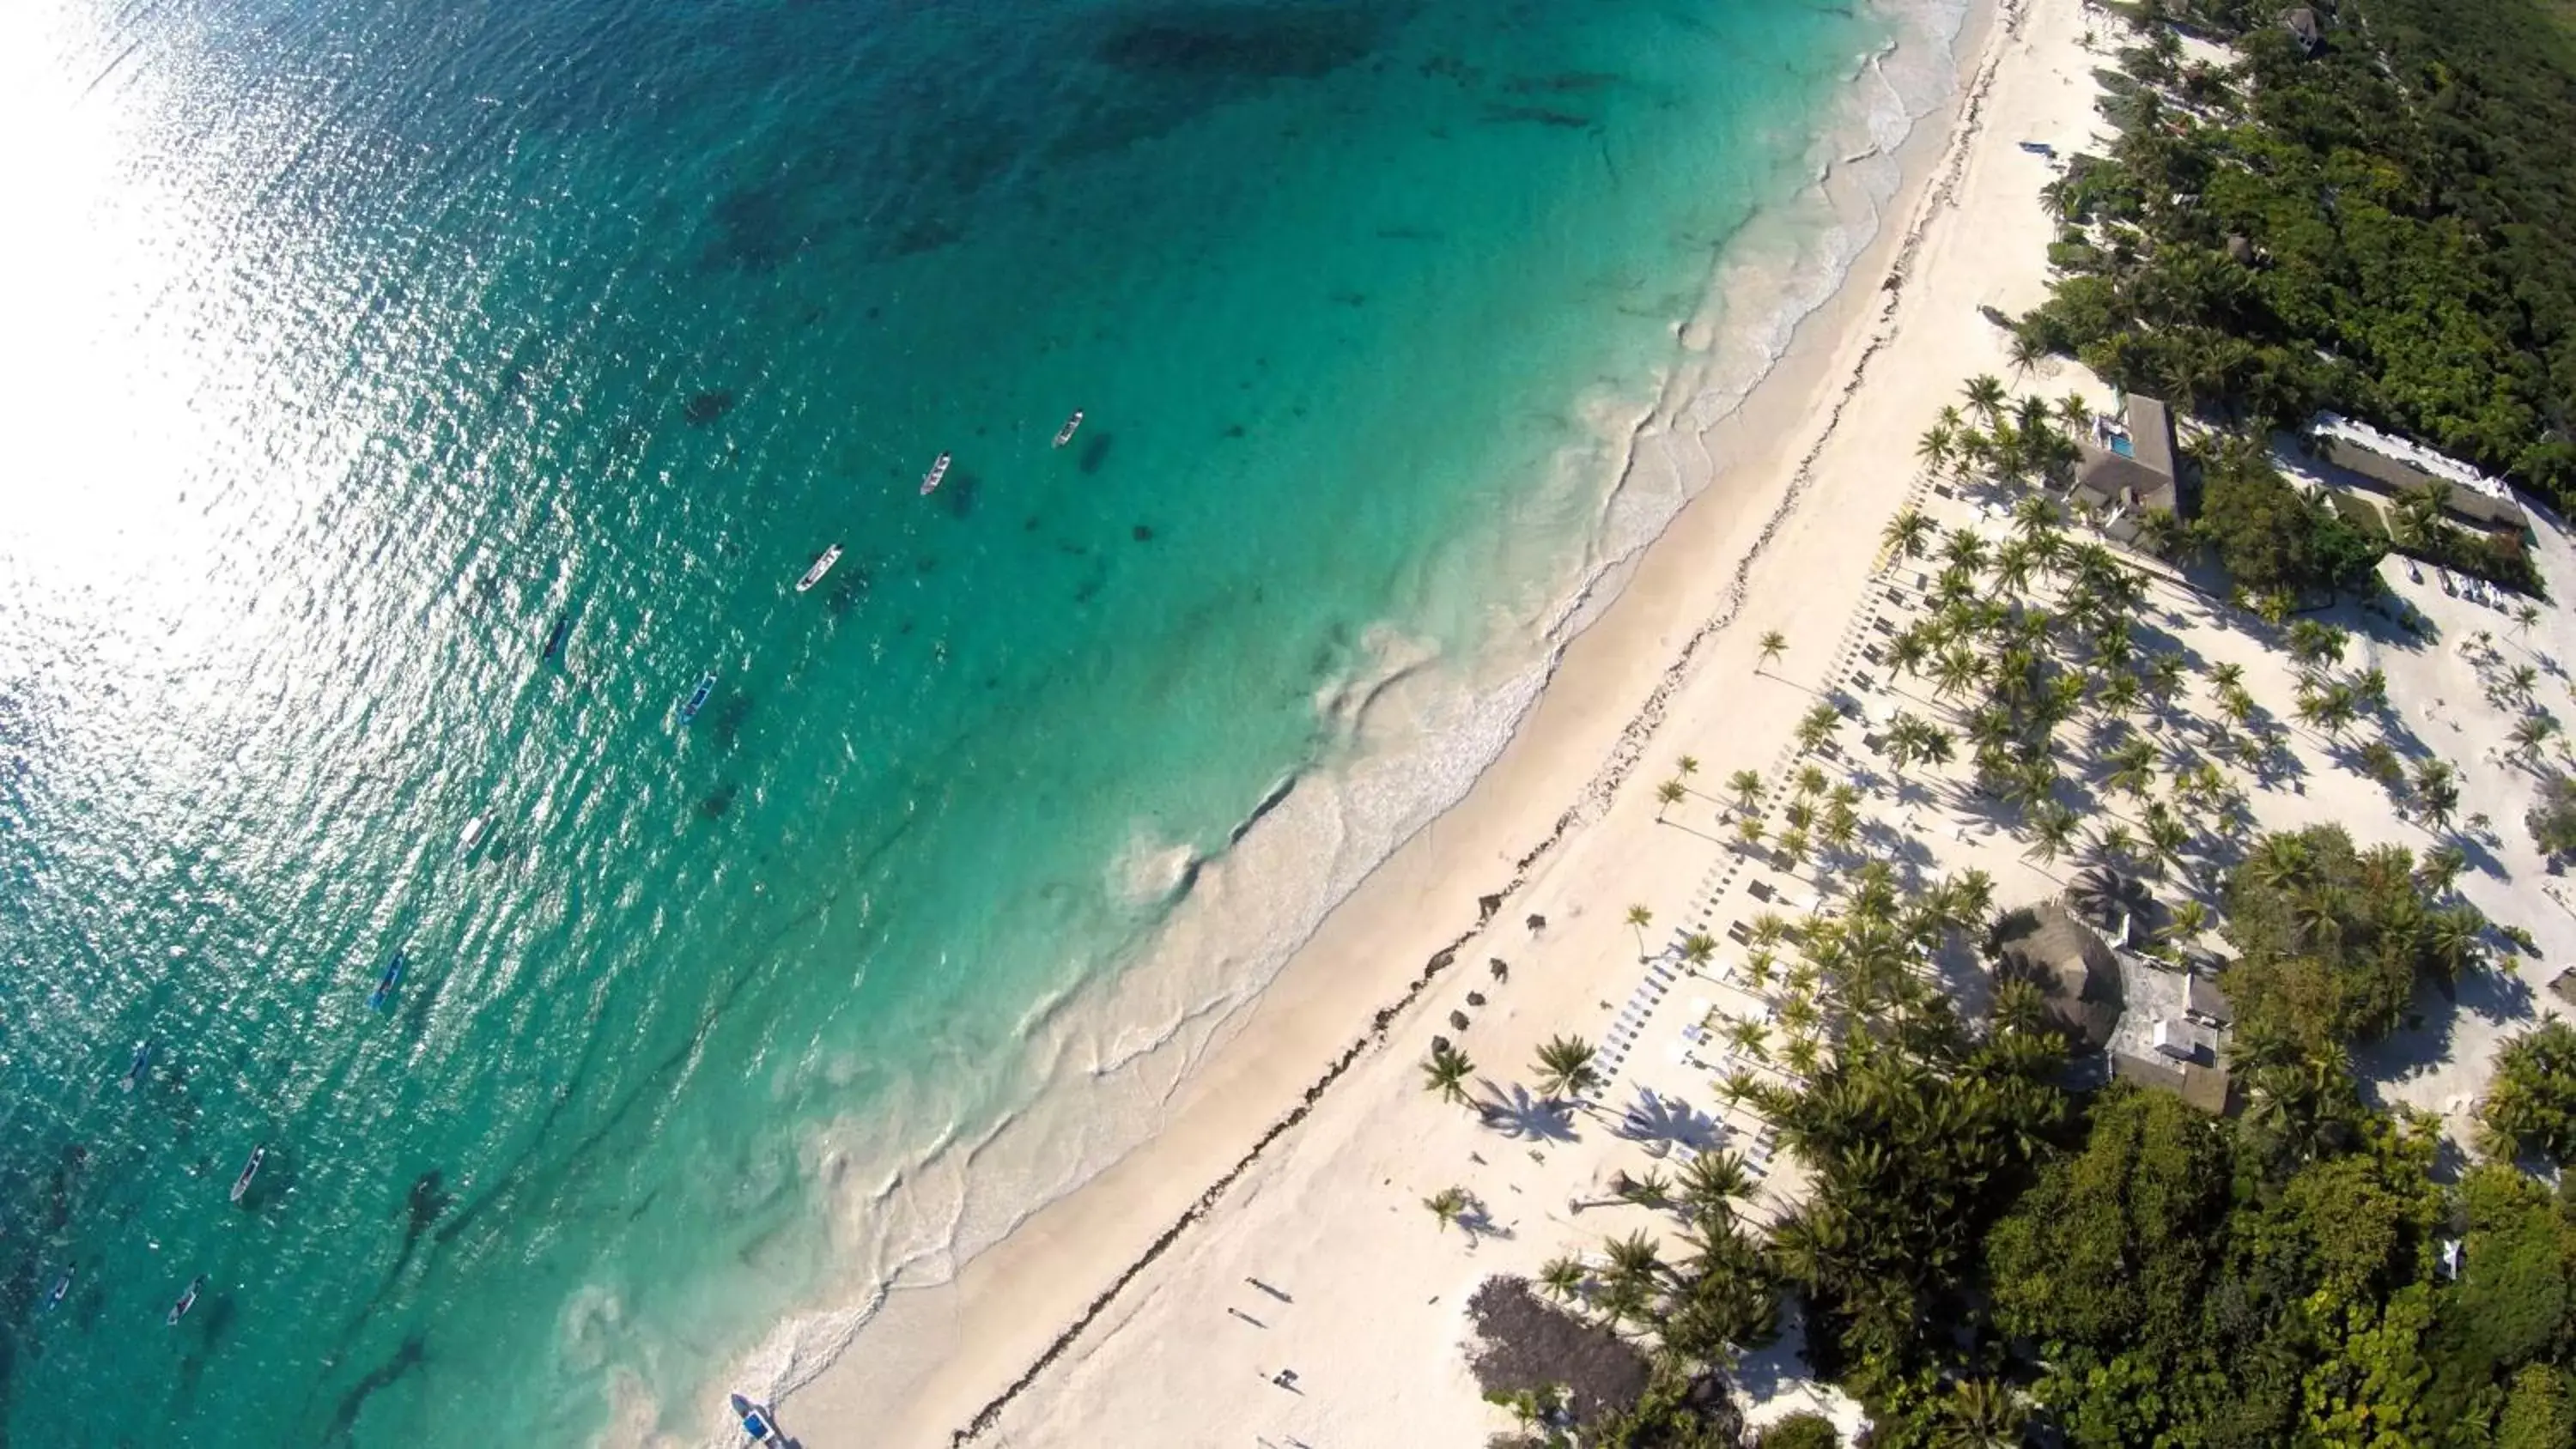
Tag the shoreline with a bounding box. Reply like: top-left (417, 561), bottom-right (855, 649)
top-left (771, 0), bottom-right (2026, 1440)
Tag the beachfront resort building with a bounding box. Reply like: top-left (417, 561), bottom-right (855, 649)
top-left (1994, 895), bottom-right (2234, 1114)
top-left (2303, 412), bottom-right (2532, 551)
top-left (2070, 392), bottom-right (2190, 546)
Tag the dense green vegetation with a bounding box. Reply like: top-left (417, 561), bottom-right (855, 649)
top-left (2192, 435), bottom-right (2386, 598)
top-left (1987, 1086), bottom-right (2576, 1447)
top-left (1750, 1414), bottom-right (1838, 1449)
top-left (2479, 1020), bottom-right (2576, 1166)
top-left (2021, 0), bottom-right (2576, 502)
top-left (2526, 771), bottom-right (2576, 862)
top-left (1480, 857), bottom-right (2569, 1448)
top-left (2218, 823), bottom-right (2487, 1067)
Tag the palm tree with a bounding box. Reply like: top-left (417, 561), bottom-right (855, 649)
top-left (1947, 867), bottom-right (1997, 925)
top-left (1917, 423), bottom-right (1957, 478)
top-left (1656, 779), bottom-right (1686, 822)
top-left (1777, 827), bottom-right (1812, 876)
top-left (1537, 1255), bottom-right (1586, 1304)
top-left (2089, 821), bottom-right (2138, 868)
top-left (1882, 506), bottom-right (1936, 561)
top-left (1425, 1186), bottom-right (1469, 1231)
top-left (1727, 769), bottom-right (1766, 817)
top-left (2105, 737), bottom-right (2157, 801)
top-left (2162, 897), bottom-right (2209, 946)
top-left (2510, 712), bottom-right (2560, 764)
top-left (2419, 844), bottom-right (2469, 895)
top-left (2011, 493), bottom-right (2060, 544)
top-left (1963, 373), bottom-right (2008, 428)
top-left (1758, 630), bottom-right (1789, 674)
top-left (1941, 526), bottom-right (1990, 575)
top-left (1797, 702), bottom-right (1845, 754)
top-left (1991, 539), bottom-right (2038, 598)
top-left (1677, 754), bottom-right (1701, 785)
top-left (2245, 833), bottom-right (2319, 895)
top-left (1532, 1034), bottom-right (1601, 1101)
top-left (1884, 714), bottom-right (1956, 775)
top-left (1678, 1150), bottom-right (1754, 1228)
top-left (1931, 646), bottom-right (1985, 703)
top-left (1938, 1379), bottom-right (2027, 1449)
top-left (2058, 391), bottom-right (2092, 430)
top-left (1595, 1275), bottom-right (1655, 1334)
top-left (2411, 757), bottom-right (2460, 832)
top-left (1742, 948), bottom-right (1778, 993)
top-left (1421, 1043), bottom-right (1475, 1106)
top-left (1724, 1017), bottom-right (1771, 1061)
top-left (2144, 811), bottom-right (2191, 877)
top-left (2424, 903), bottom-right (2488, 979)
top-left (1625, 903), bottom-right (1654, 961)
top-left (1602, 1230), bottom-right (1664, 1292)
top-left (2026, 803), bottom-right (2079, 864)
top-left (1619, 1167), bottom-right (1675, 1209)
top-left (2515, 602), bottom-right (2543, 636)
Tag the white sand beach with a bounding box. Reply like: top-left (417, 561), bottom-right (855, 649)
top-left (769, 0), bottom-right (2576, 1443)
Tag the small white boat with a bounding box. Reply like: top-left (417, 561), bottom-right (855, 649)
top-left (231, 1146), bottom-right (264, 1203)
top-left (1053, 411), bottom-right (1084, 448)
top-left (919, 452), bottom-right (951, 496)
top-left (796, 544), bottom-right (843, 593)
top-left (459, 815), bottom-right (489, 854)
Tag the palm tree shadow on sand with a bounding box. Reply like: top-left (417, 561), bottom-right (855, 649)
top-left (1612, 1088), bottom-right (1721, 1155)
top-left (1474, 1082), bottom-right (1578, 1143)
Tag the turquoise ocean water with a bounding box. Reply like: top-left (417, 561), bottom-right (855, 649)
top-left (0, 0), bottom-right (1925, 1440)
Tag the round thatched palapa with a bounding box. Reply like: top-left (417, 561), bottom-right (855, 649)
top-left (1993, 900), bottom-right (2125, 1052)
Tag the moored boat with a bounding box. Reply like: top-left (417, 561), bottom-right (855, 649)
top-left (230, 1146), bottom-right (265, 1203)
top-left (679, 673), bottom-right (717, 724)
top-left (120, 1040), bottom-right (152, 1092)
top-left (796, 543), bottom-right (843, 592)
top-left (919, 452), bottom-right (951, 495)
top-left (368, 952), bottom-right (406, 1012)
top-left (1053, 410), bottom-right (1084, 448)
top-left (167, 1276), bottom-right (203, 1325)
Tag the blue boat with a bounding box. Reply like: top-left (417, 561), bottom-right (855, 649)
top-left (167, 1276), bottom-right (203, 1325)
top-left (368, 952), bottom-right (406, 1011)
top-left (542, 610), bottom-right (574, 661)
top-left (43, 1268), bottom-right (71, 1313)
top-left (119, 1040), bottom-right (152, 1093)
top-left (678, 672), bottom-right (717, 724)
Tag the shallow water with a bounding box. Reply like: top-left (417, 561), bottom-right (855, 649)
top-left (0, 0), bottom-right (1923, 1440)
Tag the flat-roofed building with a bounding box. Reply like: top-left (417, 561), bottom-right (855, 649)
top-left (2308, 413), bottom-right (2530, 543)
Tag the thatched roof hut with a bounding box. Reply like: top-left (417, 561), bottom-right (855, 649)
top-left (1995, 901), bottom-right (2126, 1053)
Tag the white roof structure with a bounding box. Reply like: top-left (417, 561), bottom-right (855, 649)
top-left (2312, 413), bottom-right (2516, 504)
